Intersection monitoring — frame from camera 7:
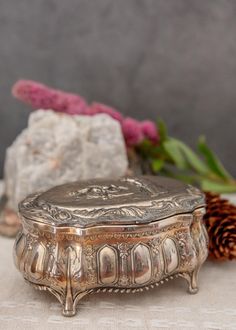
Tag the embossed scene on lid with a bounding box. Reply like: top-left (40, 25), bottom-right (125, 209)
top-left (19, 176), bottom-right (205, 228)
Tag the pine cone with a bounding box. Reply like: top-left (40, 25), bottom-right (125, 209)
top-left (204, 192), bottom-right (236, 260)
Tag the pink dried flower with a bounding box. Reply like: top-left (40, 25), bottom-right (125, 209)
top-left (88, 102), bottom-right (124, 122)
top-left (12, 79), bottom-right (160, 147)
top-left (121, 117), bottom-right (144, 147)
top-left (141, 120), bottom-right (159, 143)
top-left (12, 80), bottom-right (88, 115)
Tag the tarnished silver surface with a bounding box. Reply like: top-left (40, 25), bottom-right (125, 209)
top-left (13, 176), bottom-right (208, 317)
top-left (18, 176), bottom-right (205, 227)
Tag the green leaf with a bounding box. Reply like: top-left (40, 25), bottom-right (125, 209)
top-left (138, 117), bottom-right (236, 194)
top-left (151, 158), bottom-right (165, 172)
top-left (138, 139), bottom-right (164, 159)
top-left (197, 136), bottom-right (233, 180)
top-left (157, 119), bottom-right (168, 142)
top-left (200, 179), bottom-right (236, 193)
top-left (163, 139), bottom-right (188, 170)
top-left (171, 138), bottom-right (210, 175)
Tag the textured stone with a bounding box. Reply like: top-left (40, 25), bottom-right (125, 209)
top-left (4, 110), bottom-right (128, 211)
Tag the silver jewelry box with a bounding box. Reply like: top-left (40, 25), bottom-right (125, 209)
top-left (13, 176), bottom-right (208, 316)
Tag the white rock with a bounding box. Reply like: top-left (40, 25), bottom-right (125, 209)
top-left (4, 110), bottom-right (128, 211)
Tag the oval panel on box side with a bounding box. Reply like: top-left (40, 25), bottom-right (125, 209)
top-left (30, 243), bottom-right (47, 279)
top-left (163, 238), bottom-right (179, 273)
top-left (14, 233), bottom-right (26, 269)
top-left (132, 244), bottom-right (152, 284)
top-left (98, 246), bottom-right (118, 284)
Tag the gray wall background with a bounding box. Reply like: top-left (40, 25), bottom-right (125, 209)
top-left (0, 0), bottom-right (236, 178)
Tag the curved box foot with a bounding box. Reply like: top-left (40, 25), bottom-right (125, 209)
top-left (179, 267), bottom-right (200, 294)
top-left (62, 291), bottom-right (89, 317)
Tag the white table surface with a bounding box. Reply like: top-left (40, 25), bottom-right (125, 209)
top-left (0, 186), bottom-right (235, 330)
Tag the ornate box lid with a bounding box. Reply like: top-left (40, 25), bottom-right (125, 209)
top-left (19, 176), bottom-right (205, 228)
